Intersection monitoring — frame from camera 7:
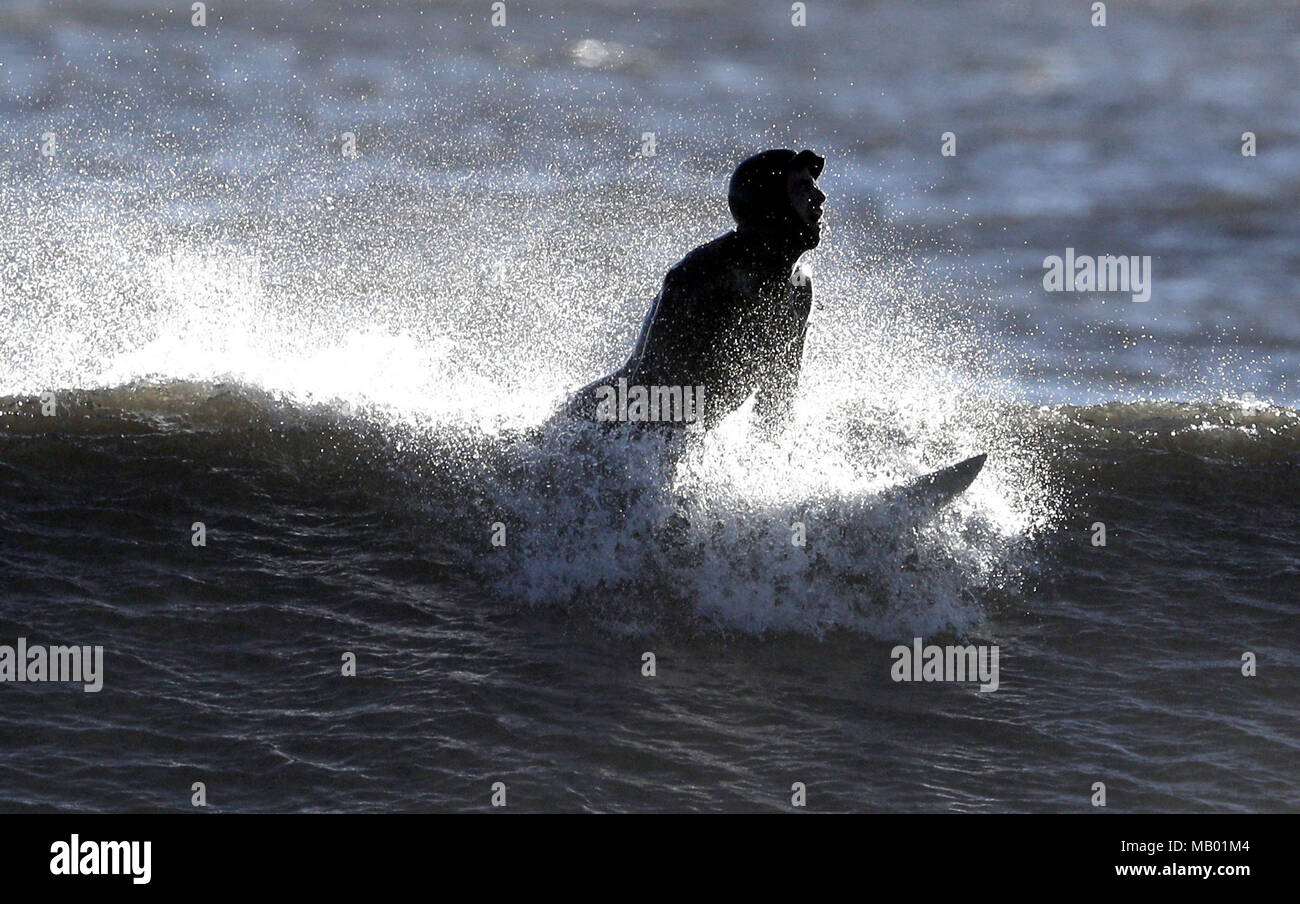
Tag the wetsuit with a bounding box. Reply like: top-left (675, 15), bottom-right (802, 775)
top-left (560, 148), bottom-right (825, 435)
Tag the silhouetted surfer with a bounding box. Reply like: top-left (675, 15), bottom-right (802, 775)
top-left (556, 148), bottom-right (825, 437)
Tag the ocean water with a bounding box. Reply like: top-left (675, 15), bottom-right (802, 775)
top-left (0, 0), bottom-right (1297, 812)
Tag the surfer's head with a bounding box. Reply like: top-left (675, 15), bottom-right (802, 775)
top-left (727, 148), bottom-right (825, 250)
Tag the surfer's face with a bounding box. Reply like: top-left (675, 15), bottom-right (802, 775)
top-left (786, 166), bottom-right (825, 232)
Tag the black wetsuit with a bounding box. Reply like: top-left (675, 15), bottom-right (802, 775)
top-left (559, 148), bottom-right (824, 435)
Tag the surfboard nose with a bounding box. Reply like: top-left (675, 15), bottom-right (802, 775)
top-left (897, 452), bottom-right (988, 511)
top-left (947, 453), bottom-right (987, 484)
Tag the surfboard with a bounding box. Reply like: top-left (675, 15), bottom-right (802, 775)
top-left (889, 453), bottom-right (987, 513)
top-left (658, 453), bottom-right (986, 550)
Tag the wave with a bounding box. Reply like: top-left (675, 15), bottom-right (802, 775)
top-left (2, 381), bottom-right (1295, 639)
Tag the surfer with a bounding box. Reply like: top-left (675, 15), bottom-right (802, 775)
top-left (555, 148), bottom-right (825, 437)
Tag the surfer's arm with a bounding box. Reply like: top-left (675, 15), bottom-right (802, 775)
top-left (751, 277), bottom-right (812, 436)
